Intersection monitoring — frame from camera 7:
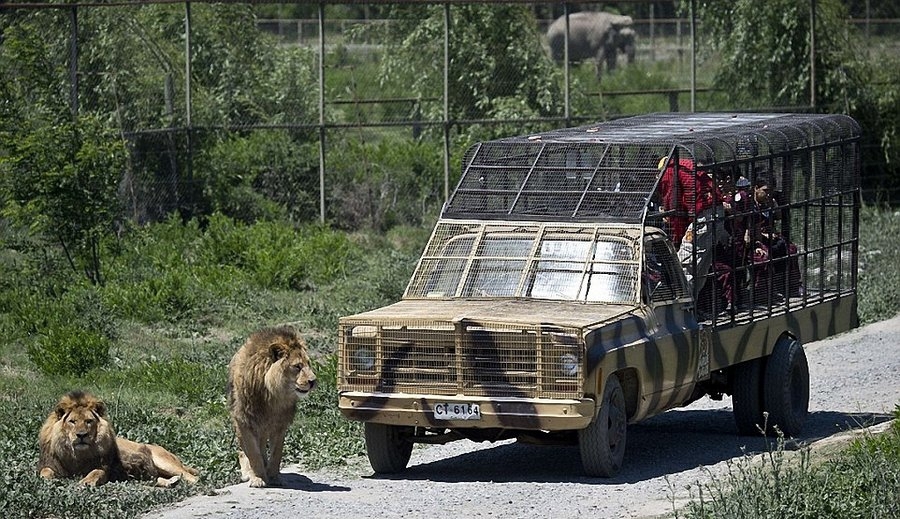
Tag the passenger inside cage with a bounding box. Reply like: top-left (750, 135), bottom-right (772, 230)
top-left (707, 173), bottom-right (754, 312)
top-left (748, 177), bottom-right (803, 302)
top-left (656, 156), bottom-right (730, 303)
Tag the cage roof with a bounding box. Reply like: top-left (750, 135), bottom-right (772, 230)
top-left (444, 112), bottom-right (860, 223)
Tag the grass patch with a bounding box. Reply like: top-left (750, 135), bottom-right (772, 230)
top-left (673, 409), bottom-right (900, 518)
top-left (858, 204), bottom-right (900, 324)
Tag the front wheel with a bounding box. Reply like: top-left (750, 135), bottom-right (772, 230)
top-left (763, 338), bottom-right (809, 436)
top-left (364, 423), bottom-right (414, 474)
top-left (579, 376), bottom-right (627, 477)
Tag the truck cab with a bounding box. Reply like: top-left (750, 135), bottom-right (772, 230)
top-left (337, 112), bottom-right (861, 476)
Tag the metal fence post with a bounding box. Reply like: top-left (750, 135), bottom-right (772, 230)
top-left (690, 0), bottom-right (696, 112)
top-left (443, 3), bottom-right (451, 203)
top-left (563, 3), bottom-right (570, 127)
top-left (69, 6), bottom-right (78, 117)
top-left (319, 2), bottom-right (327, 223)
top-left (810, 0), bottom-right (817, 109)
top-left (184, 1), bottom-right (194, 217)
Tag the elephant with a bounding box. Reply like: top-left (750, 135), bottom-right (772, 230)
top-left (547, 11), bottom-right (636, 79)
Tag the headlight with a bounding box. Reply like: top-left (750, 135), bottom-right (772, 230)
top-left (351, 347), bottom-right (376, 371)
top-left (559, 353), bottom-right (580, 377)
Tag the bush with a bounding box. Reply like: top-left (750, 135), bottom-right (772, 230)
top-left (27, 326), bottom-right (111, 377)
top-left (857, 205), bottom-right (900, 324)
top-left (0, 115), bottom-right (126, 286)
top-left (193, 131), bottom-right (319, 224)
top-left (327, 134), bottom-right (444, 231)
top-left (6, 285), bottom-right (117, 377)
top-left (199, 214), bottom-right (361, 289)
top-left (676, 410), bottom-right (900, 518)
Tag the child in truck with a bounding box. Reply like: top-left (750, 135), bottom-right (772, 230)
top-left (749, 177), bottom-right (803, 302)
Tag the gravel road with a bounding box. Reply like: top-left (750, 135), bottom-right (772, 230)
top-left (147, 313), bottom-right (900, 519)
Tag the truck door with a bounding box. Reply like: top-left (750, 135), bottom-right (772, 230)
top-left (642, 236), bottom-right (699, 405)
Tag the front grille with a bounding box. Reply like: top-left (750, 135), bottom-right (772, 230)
top-left (339, 320), bottom-right (583, 399)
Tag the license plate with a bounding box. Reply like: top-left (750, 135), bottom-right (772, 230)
top-left (433, 402), bottom-right (482, 420)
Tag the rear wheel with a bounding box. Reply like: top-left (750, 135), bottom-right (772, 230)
top-left (364, 423), bottom-right (414, 474)
top-left (732, 358), bottom-right (765, 435)
top-left (579, 376), bottom-right (627, 477)
top-left (763, 338), bottom-right (809, 436)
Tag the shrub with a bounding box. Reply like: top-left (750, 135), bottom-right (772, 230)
top-left (199, 213), bottom-right (360, 289)
top-left (0, 115), bottom-right (126, 286)
top-left (326, 134), bottom-right (444, 231)
top-left (10, 286), bottom-right (116, 377)
top-left (857, 205), bottom-right (900, 324)
top-left (193, 130), bottom-right (319, 224)
top-left (27, 326), bottom-right (110, 377)
top-left (675, 410), bottom-right (900, 518)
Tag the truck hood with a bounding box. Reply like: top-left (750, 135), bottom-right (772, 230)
top-left (340, 299), bottom-right (639, 330)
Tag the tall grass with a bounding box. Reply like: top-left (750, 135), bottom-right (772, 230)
top-left (674, 409), bottom-right (900, 518)
top-left (858, 204), bottom-right (900, 324)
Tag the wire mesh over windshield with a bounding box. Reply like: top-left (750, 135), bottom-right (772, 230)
top-left (405, 221), bottom-right (641, 304)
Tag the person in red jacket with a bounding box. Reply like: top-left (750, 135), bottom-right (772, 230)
top-left (657, 156), bottom-right (730, 303)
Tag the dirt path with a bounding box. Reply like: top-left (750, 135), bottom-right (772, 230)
top-left (147, 314), bottom-right (900, 519)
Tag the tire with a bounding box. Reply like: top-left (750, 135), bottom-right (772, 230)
top-left (732, 358), bottom-right (766, 435)
top-left (579, 376), bottom-right (627, 477)
top-left (763, 338), bottom-right (810, 437)
top-left (364, 423), bottom-right (414, 474)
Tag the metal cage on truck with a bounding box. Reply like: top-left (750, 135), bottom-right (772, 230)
top-left (337, 112), bottom-right (861, 477)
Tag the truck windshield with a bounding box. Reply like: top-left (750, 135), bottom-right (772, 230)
top-left (405, 222), bottom-right (640, 304)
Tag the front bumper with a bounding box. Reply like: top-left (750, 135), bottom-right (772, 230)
top-left (339, 392), bottom-right (596, 430)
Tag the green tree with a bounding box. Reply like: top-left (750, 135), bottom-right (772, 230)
top-left (365, 4), bottom-right (562, 130)
top-left (0, 116), bottom-right (126, 285)
top-left (194, 130), bottom-right (319, 223)
top-left (692, 0), bottom-right (900, 194)
top-left (693, 0), bottom-right (860, 110)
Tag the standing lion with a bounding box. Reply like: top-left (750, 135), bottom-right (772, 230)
top-left (37, 391), bottom-right (199, 487)
top-left (227, 325), bottom-right (317, 487)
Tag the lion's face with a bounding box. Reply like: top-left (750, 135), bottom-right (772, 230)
top-left (63, 406), bottom-right (102, 451)
top-left (263, 333), bottom-right (317, 401)
top-left (49, 392), bottom-right (108, 453)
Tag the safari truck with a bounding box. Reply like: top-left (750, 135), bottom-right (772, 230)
top-left (337, 112), bottom-right (861, 477)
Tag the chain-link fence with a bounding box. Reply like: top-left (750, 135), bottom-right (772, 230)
top-left (2, 1), bottom-right (898, 229)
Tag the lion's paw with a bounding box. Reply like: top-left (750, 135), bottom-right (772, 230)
top-left (156, 475), bottom-right (182, 488)
top-left (248, 476), bottom-right (267, 488)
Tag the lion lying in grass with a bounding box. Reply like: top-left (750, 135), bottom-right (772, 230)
top-left (227, 325), bottom-right (317, 487)
top-left (37, 390), bottom-right (200, 487)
